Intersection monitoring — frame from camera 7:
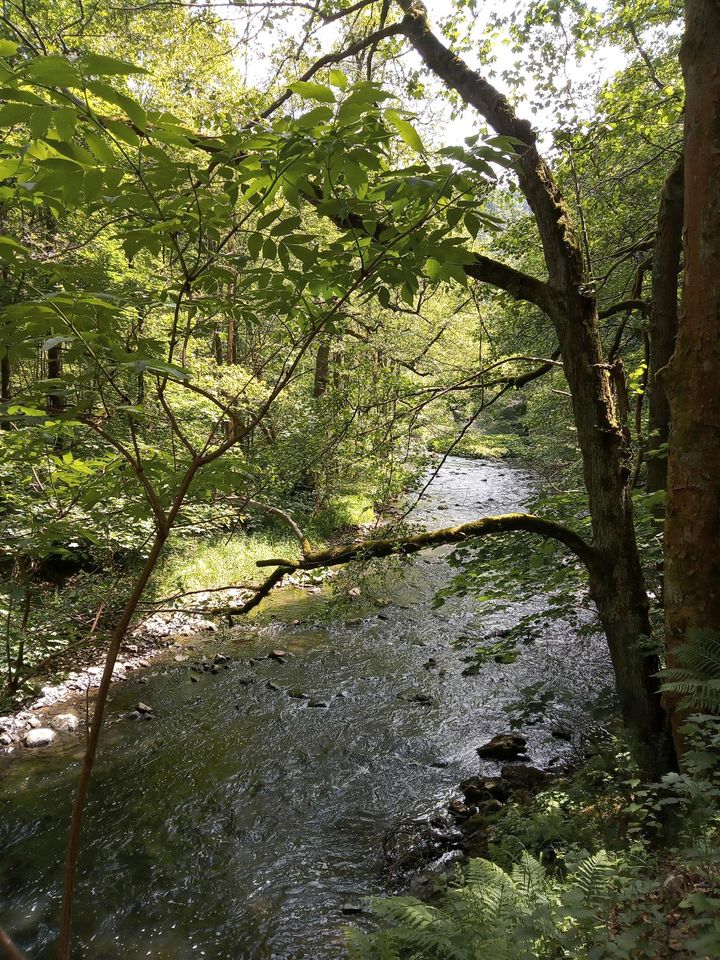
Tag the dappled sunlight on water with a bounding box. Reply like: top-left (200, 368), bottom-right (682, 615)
top-left (0, 457), bottom-right (609, 959)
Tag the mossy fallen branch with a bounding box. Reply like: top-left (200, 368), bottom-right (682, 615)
top-left (226, 513), bottom-right (601, 616)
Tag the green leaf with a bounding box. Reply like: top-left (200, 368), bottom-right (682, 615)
top-left (77, 53), bottom-right (147, 77)
top-left (21, 55), bottom-right (80, 87)
top-left (29, 105), bottom-right (52, 139)
top-left (384, 109), bottom-right (424, 153)
top-left (86, 80), bottom-right (147, 130)
top-left (377, 286), bottom-right (391, 308)
top-left (0, 39), bottom-right (19, 57)
top-left (328, 69), bottom-right (347, 90)
top-left (289, 81), bottom-right (336, 104)
top-left (53, 106), bottom-right (77, 140)
top-left (85, 131), bottom-right (116, 164)
top-left (425, 258), bottom-right (442, 281)
top-left (104, 118), bottom-right (140, 146)
top-left (84, 167), bottom-right (104, 202)
top-left (247, 232), bottom-right (263, 259)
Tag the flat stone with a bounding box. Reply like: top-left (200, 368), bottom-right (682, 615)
top-left (24, 728), bottom-right (56, 748)
top-left (309, 700), bottom-right (329, 708)
top-left (345, 617), bottom-right (363, 627)
top-left (287, 688), bottom-right (310, 700)
top-left (269, 650), bottom-right (287, 661)
top-left (137, 702), bottom-right (153, 714)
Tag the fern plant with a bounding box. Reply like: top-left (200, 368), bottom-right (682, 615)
top-left (659, 628), bottom-right (720, 712)
top-left (345, 850), bottom-right (621, 960)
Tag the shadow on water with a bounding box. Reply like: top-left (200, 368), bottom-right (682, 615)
top-left (0, 457), bottom-right (609, 958)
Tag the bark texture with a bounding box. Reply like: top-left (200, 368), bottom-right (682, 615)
top-left (648, 157), bottom-right (684, 495)
top-left (663, 0), bottom-right (720, 755)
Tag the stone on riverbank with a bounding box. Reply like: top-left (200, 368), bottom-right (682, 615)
top-left (476, 733), bottom-right (527, 760)
top-left (24, 728), bottom-right (56, 748)
top-left (51, 713), bottom-right (80, 732)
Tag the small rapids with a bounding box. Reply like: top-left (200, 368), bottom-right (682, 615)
top-left (0, 457), bottom-right (608, 959)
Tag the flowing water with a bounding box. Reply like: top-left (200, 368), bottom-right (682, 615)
top-left (0, 457), bottom-right (608, 959)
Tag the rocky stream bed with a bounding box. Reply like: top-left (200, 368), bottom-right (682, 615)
top-left (0, 456), bottom-right (609, 959)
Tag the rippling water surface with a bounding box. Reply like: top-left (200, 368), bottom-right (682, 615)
top-left (0, 457), bottom-right (608, 958)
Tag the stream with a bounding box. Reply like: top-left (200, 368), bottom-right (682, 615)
top-left (0, 456), bottom-right (609, 959)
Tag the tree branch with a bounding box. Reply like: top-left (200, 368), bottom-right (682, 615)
top-left (240, 498), bottom-right (312, 553)
top-left (0, 927), bottom-right (24, 960)
top-left (397, 0), bottom-right (586, 292)
top-left (464, 253), bottom-right (551, 311)
top-left (255, 511), bottom-right (602, 575)
top-left (599, 298), bottom-right (649, 319)
top-left (260, 21), bottom-right (406, 119)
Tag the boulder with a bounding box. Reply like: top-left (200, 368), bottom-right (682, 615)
top-left (25, 728), bottom-right (56, 748)
top-left (476, 733), bottom-right (527, 760)
top-left (500, 764), bottom-right (553, 791)
top-left (460, 776), bottom-right (509, 804)
top-left (51, 713), bottom-right (80, 733)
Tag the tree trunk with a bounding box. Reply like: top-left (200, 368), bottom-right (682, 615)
top-left (554, 290), bottom-right (675, 779)
top-left (663, 0), bottom-right (720, 757)
top-left (0, 351), bottom-right (9, 431)
top-left (399, 0), bottom-right (675, 776)
top-left (47, 342), bottom-right (65, 413)
top-left (227, 314), bottom-right (236, 365)
top-left (647, 157), bottom-right (684, 496)
top-left (313, 337), bottom-right (331, 398)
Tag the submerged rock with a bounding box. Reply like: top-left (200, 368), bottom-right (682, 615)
top-left (341, 903), bottom-right (365, 915)
top-left (24, 728), bottom-right (56, 748)
top-left (398, 689), bottom-right (434, 706)
top-left (476, 733), bottom-right (527, 760)
top-left (287, 688), bottom-right (310, 700)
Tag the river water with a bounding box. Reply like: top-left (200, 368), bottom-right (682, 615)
top-left (0, 457), bottom-right (608, 959)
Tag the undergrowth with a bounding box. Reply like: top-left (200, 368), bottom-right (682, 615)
top-left (346, 718), bottom-right (720, 960)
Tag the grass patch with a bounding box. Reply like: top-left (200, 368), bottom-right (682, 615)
top-left (153, 530), bottom-right (302, 597)
top-left (427, 432), bottom-right (519, 459)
